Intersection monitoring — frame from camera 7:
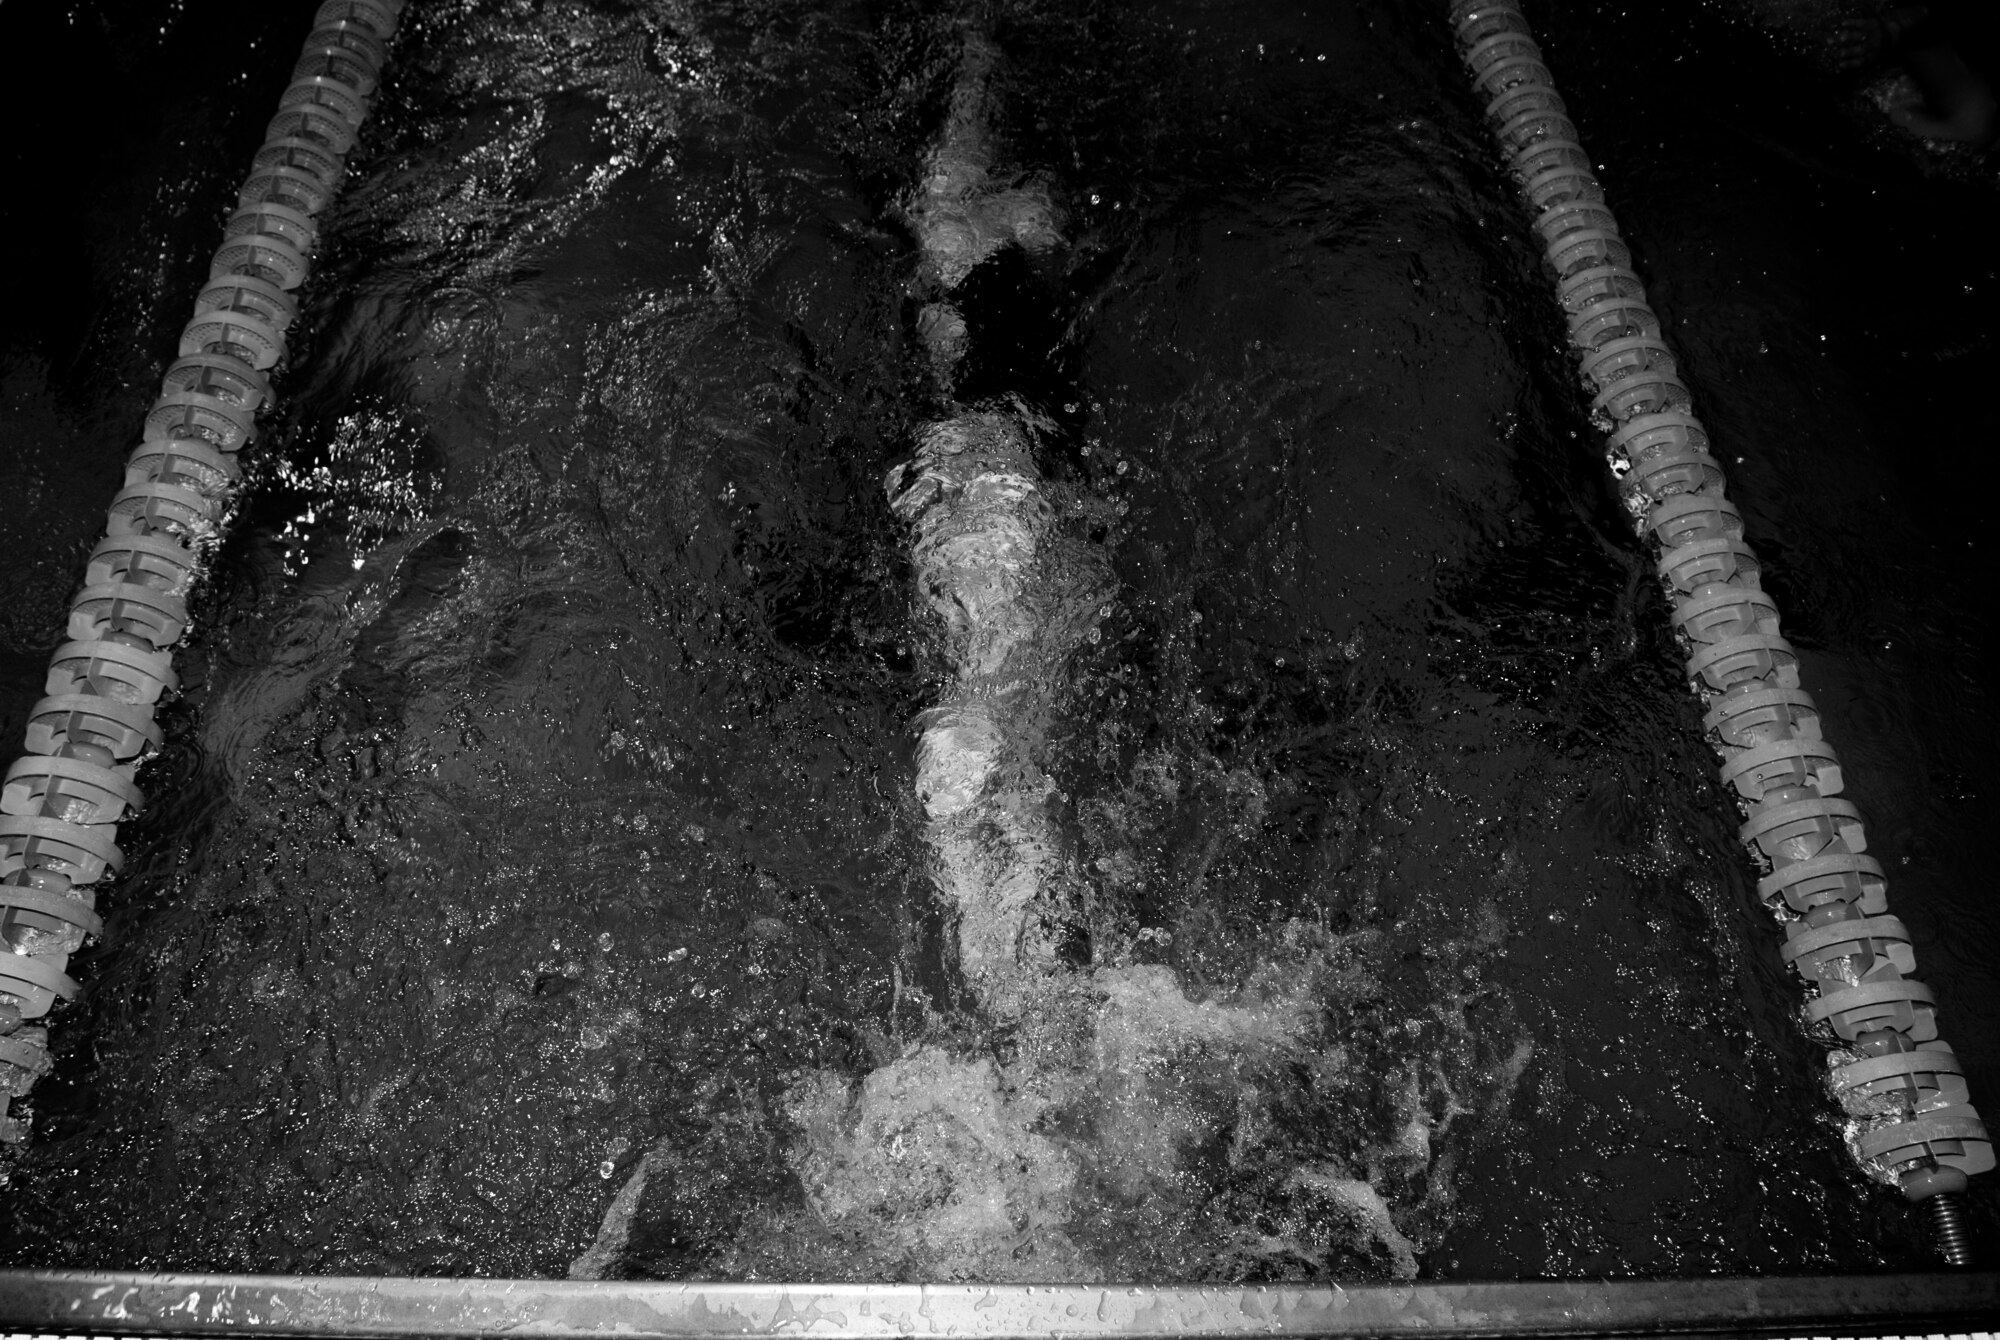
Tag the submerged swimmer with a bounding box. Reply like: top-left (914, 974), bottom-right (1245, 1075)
top-left (1833, 3), bottom-right (2000, 150)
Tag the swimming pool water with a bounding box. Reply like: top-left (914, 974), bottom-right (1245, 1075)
top-left (0, 0), bottom-right (1993, 1278)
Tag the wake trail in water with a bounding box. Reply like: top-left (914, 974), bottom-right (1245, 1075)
top-left (684, 16), bottom-right (1504, 1283)
top-left (891, 26), bottom-right (1095, 1020)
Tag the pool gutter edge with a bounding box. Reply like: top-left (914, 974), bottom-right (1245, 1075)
top-left (0, 1270), bottom-right (1992, 1337)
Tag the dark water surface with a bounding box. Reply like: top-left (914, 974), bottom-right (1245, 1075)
top-left (0, 0), bottom-right (1995, 1279)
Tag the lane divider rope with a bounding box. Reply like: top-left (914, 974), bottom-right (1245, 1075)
top-left (0, 0), bottom-right (405, 1143)
top-left (1446, 0), bottom-right (1991, 1264)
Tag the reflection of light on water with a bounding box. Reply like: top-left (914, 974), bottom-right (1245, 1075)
top-left (272, 398), bottom-right (441, 576)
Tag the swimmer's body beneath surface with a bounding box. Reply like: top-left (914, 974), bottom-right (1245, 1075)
top-left (1834, 2), bottom-right (2000, 150)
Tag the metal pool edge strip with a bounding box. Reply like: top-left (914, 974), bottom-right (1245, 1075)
top-left (0, 1270), bottom-right (1994, 1337)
